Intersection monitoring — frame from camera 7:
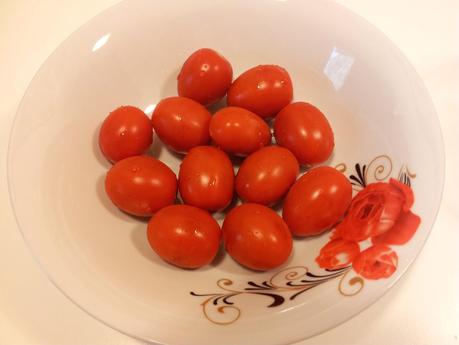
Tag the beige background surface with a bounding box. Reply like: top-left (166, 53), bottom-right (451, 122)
top-left (0, 1), bottom-right (458, 344)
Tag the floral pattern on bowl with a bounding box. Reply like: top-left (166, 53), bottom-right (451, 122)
top-left (191, 154), bottom-right (421, 325)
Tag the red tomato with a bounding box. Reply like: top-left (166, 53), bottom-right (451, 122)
top-left (99, 106), bottom-right (153, 162)
top-left (235, 146), bottom-right (299, 205)
top-left (222, 203), bottom-right (292, 271)
top-left (227, 65), bottom-right (293, 118)
top-left (151, 96), bottom-right (211, 153)
top-left (282, 166), bottom-right (352, 237)
top-left (209, 107), bottom-right (271, 156)
top-left (105, 156), bottom-right (177, 217)
top-left (178, 146), bottom-right (234, 211)
top-left (147, 205), bottom-right (221, 269)
top-left (177, 48), bottom-right (233, 105)
top-left (274, 102), bottom-right (334, 165)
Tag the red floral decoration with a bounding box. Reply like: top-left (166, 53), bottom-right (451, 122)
top-left (316, 239), bottom-right (360, 270)
top-left (352, 245), bottom-right (398, 280)
top-left (317, 176), bottom-right (420, 280)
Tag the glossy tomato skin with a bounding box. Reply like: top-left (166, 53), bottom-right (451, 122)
top-left (178, 146), bottom-right (234, 211)
top-left (105, 156), bottom-right (177, 217)
top-left (227, 65), bottom-right (293, 118)
top-left (151, 96), bottom-right (211, 153)
top-left (177, 48), bottom-right (233, 105)
top-left (99, 106), bottom-right (153, 163)
top-left (223, 203), bottom-right (292, 271)
top-left (235, 146), bottom-right (299, 205)
top-left (274, 102), bottom-right (334, 165)
top-left (209, 107), bottom-right (271, 156)
top-left (147, 205), bottom-right (221, 269)
top-left (282, 166), bottom-right (352, 237)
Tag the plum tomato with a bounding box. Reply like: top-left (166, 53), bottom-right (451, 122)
top-left (151, 96), bottom-right (212, 153)
top-left (178, 146), bottom-right (234, 211)
top-left (105, 156), bottom-right (177, 217)
top-left (99, 105), bottom-right (153, 163)
top-left (235, 146), bottom-right (299, 205)
top-left (147, 205), bottom-right (221, 269)
top-left (227, 65), bottom-right (293, 118)
top-left (177, 48), bottom-right (233, 105)
top-left (282, 166), bottom-right (352, 237)
top-left (274, 102), bottom-right (334, 165)
top-left (209, 106), bottom-right (271, 156)
top-left (222, 203), bottom-right (292, 271)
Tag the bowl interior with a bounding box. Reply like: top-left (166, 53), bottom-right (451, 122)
top-left (8, 1), bottom-right (444, 344)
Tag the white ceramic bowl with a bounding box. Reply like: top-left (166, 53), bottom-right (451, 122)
top-left (8, 1), bottom-right (444, 344)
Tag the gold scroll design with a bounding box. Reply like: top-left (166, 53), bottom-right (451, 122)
top-left (190, 266), bottom-right (351, 325)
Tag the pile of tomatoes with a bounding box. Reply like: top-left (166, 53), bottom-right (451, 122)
top-left (99, 48), bottom-right (352, 271)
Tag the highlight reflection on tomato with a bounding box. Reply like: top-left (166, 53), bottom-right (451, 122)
top-left (147, 205), bottom-right (221, 269)
top-left (282, 166), bottom-right (352, 237)
top-left (99, 106), bottom-right (153, 163)
top-left (223, 203), bottom-right (292, 271)
top-left (151, 96), bottom-right (211, 153)
top-left (177, 48), bottom-right (233, 106)
top-left (227, 65), bottom-right (293, 118)
top-left (235, 146), bottom-right (299, 205)
top-left (178, 146), bottom-right (234, 212)
top-left (274, 102), bottom-right (334, 165)
top-left (209, 106), bottom-right (271, 156)
top-left (105, 156), bottom-right (177, 217)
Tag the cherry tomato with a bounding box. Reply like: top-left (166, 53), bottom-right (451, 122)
top-left (177, 48), bottom-right (233, 105)
top-left (151, 96), bottom-right (211, 153)
top-left (105, 156), bottom-right (177, 217)
top-left (147, 205), bottom-right (221, 269)
top-left (282, 166), bottom-right (352, 237)
top-left (235, 146), bottom-right (299, 205)
top-left (227, 65), bottom-right (293, 118)
top-left (274, 102), bottom-right (334, 165)
top-left (99, 106), bottom-right (153, 162)
top-left (178, 146), bottom-right (234, 211)
top-left (209, 107), bottom-right (271, 156)
top-left (222, 203), bottom-right (292, 271)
